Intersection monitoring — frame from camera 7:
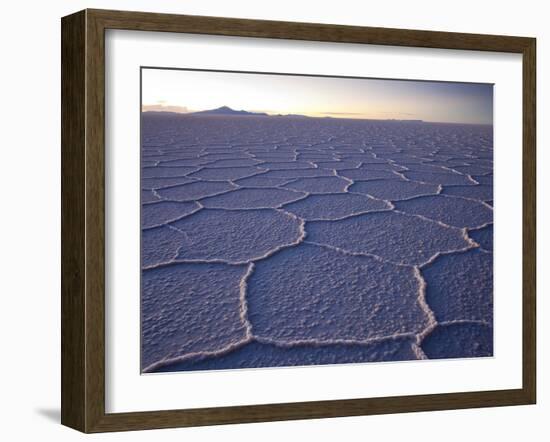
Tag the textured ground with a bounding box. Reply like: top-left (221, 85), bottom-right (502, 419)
top-left (140, 113), bottom-right (494, 373)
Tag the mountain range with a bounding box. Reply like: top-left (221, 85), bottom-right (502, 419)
top-left (191, 106), bottom-right (267, 116)
top-left (144, 106), bottom-right (424, 122)
top-left (191, 106), bottom-right (309, 118)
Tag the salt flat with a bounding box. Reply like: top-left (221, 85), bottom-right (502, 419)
top-left (140, 113), bottom-right (493, 373)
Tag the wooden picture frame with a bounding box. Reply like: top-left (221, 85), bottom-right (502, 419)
top-left (61, 8), bottom-right (536, 433)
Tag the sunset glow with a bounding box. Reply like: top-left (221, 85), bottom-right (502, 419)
top-left (142, 68), bottom-right (493, 125)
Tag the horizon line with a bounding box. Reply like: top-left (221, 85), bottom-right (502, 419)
top-left (141, 107), bottom-right (493, 126)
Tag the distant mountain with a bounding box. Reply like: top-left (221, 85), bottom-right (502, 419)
top-left (191, 106), bottom-right (268, 116)
top-left (142, 111), bottom-right (182, 115)
top-left (143, 107), bottom-right (425, 123)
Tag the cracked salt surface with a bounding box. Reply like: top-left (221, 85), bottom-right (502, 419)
top-left (338, 168), bottom-right (399, 181)
top-left (283, 176), bottom-right (350, 194)
top-left (451, 164), bottom-right (493, 176)
top-left (154, 337), bottom-right (418, 372)
top-left (170, 209), bottom-right (303, 263)
top-left (313, 160), bottom-right (361, 170)
top-left (307, 211), bottom-right (470, 266)
top-left (283, 193), bottom-right (390, 220)
top-left (189, 166), bottom-right (266, 181)
top-left (142, 166), bottom-right (199, 178)
top-left (247, 243), bottom-right (429, 341)
top-left (156, 181), bottom-right (236, 201)
top-left (234, 175), bottom-right (293, 188)
top-left (141, 189), bottom-right (161, 204)
top-left (423, 249), bottom-right (493, 324)
top-left (142, 201), bottom-right (200, 229)
top-left (441, 184), bottom-right (493, 201)
top-left (350, 179), bottom-right (439, 201)
top-left (403, 171), bottom-right (475, 185)
top-left (141, 176), bottom-right (196, 190)
top-left (141, 114), bottom-right (493, 373)
top-left (394, 195), bottom-right (493, 228)
top-left (472, 175), bottom-right (493, 185)
top-left (142, 225), bottom-right (184, 268)
top-left (421, 322), bottom-right (493, 359)
top-left (260, 168), bottom-right (334, 179)
top-left (259, 161), bottom-right (315, 170)
top-left (142, 263), bottom-right (249, 370)
top-left (206, 158), bottom-right (263, 167)
top-left (469, 224), bottom-right (493, 252)
top-left (201, 187), bottom-right (306, 209)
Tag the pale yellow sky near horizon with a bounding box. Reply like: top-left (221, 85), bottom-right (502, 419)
top-left (141, 68), bottom-right (493, 124)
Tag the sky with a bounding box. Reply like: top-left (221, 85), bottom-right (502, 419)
top-left (141, 68), bottom-right (493, 125)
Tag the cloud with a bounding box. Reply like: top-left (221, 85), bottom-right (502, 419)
top-left (142, 104), bottom-right (189, 113)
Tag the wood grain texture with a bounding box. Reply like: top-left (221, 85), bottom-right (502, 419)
top-left (61, 8), bottom-right (537, 433)
top-left (61, 10), bottom-right (86, 431)
top-left (85, 9), bottom-right (107, 432)
top-left (522, 38), bottom-right (537, 403)
top-left (89, 8), bottom-right (532, 52)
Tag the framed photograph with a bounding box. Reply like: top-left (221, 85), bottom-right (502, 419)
top-left (61, 9), bottom-right (536, 432)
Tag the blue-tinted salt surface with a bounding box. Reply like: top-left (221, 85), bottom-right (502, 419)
top-left (157, 181), bottom-right (236, 201)
top-left (207, 158), bottom-right (263, 167)
top-left (142, 201), bottom-right (200, 228)
top-left (402, 171), bottom-right (474, 185)
top-left (234, 175), bottom-right (293, 188)
top-left (349, 179), bottom-right (439, 200)
top-left (140, 113), bottom-right (494, 373)
top-left (201, 153), bottom-right (250, 161)
top-left (423, 249), bottom-right (493, 323)
top-left (171, 209), bottom-right (303, 263)
top-left (142, 226), bottom-right (183, 267)
top-left (154, 338), bottom-right (418, 372)
top-left (307, 212), bottom-right (469, 265)
top-left (141, 176), bottom-right (197, 190)
top-left (283, 177), bottom-right (350, 193)
top-left (201, 188), bottom-right (306, 209)
top-left (298, 153), bottom-right (334, 161)
top-left (259, 168), bottom-right (333, 179)
top-left (157, 158), bottom-right (213, 167)
top-left (450, 164), bottom-right (493, 176)
top-left (247, 243), bottom-right (429, 341)
top-left (141, 189), bottom-right (160, 203)
top-left (472, 175), bottom-right (493, 185)
top-left (252, 154), bottom-right (296, 162)
top-left (142, 166), bottom-right (198, 178)
top-left (313, 160), bottom-right (361, 170)
top-left (394, 195), bottom-right (492, 228)
top-left (338, 168), bottom-right (399, 181)
top-left (469, 224), bottom-right (493, 252)
top-left (441, 184), bottom-right (493, 201)
top-left (258, 161), bottom-right (315, 170)
top-left (421, 322), bottom-right (493, 359)
top-left (283, 193), bottom-right (389, 220)
top-left (189, 166), bottom-right (265, 181)
top-left (142, 263), bottom-right (249, 370)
